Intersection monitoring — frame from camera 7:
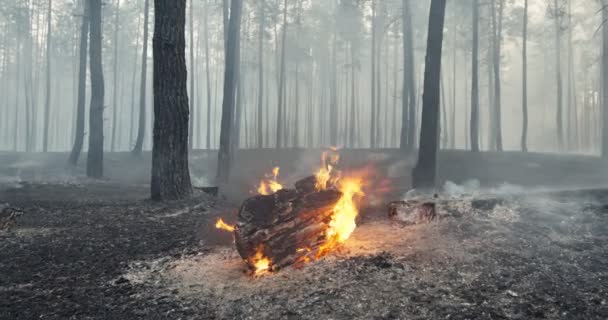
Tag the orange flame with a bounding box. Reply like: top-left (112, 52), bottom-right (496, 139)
top-left (249, 246), bottom-right (271, 275)
top-left (215, 218), bottom-right (235, 232)
top-left (257, 167), bottom-right (284, 195)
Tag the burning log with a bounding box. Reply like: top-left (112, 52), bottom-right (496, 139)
top-left (234, 177), bottom-right (343, 273)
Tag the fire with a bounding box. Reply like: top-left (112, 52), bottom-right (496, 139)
top-left (215, 218), bottom-right (235, 232)
top-left (257, 166), bottom-right (283, 195)
top-left (250, 246), bottom-right (271, 275)
top-left (315, 150), bottom-right (341, 191)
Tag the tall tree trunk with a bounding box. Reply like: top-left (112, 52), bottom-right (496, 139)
top-left (412, 0), bottom-right (447, 189)
top-left (43, 0), bottom-right (52, 152)
top-left (129, 12), bottom-right (142, 147)
top-left (555, 0), bottom-right (564, 150)
top-left (151, 0), bottom-right (193, 200)
top-left (257, 0), bottom-right (265, 148)
top-left (522, 0), bottom-right (528, 152)
top-left (275, 0), bottom-right (287, 149)
top-left (370, 0), bottom-right (377, 148)
top-left (111, 0), bottom-right (120, 152)
top-left (13, 23), bottom-right (22, 151)
top-left (87, 0), bottom-right (104, 178)
top-left (400, 0), bottom-right (416, 151)
top-left (204, 0), bottom-right (212, 150)
top-left (133, 0), bottom-right (150, 154)
top-left (450, 24), bottom-right (456, 149)
top-left (492, 0), bottom-right (504, 151)
top-left (216, 0), bottom-right (243, 184)
top-left (188, 0), bottom-right (195, 150)
top-left (329, 31), bottom-right (338, 146)
top-left (470, 0), bottom-right (480, 152)
top-left (602, 0), bottom-right (608, 157)
top-left (68, 0), bottom-right (89, 165)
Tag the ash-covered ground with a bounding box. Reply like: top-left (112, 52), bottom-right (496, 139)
top-left (1, 151), bottom-right (607, 319)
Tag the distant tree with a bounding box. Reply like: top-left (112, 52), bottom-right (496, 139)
top-left (470, 0), bottom-right (480, 152)
top-left (151, 0), bottom-right (193, 200)
top-left (217, 0), bottom-right (243, 184)
top-left (133, 0), bottom-right (150, 155)
top-left (522, 0), bottom-right (529, 152)
top-left (412, 0), bottom-right (447, 189)
top-left (68, 0), bottom-right (89, 166)
top-left (42, 0), bottom-right (52, 152)
top-left (87, 0), bottom-right (104, 178)
top-left (275, 0), bottom-right (287, 149)
top-left (602, 0), bottom-right (608, 157)
top-left (111, 0), bottom-right (120, 152)
top-left (400, 0), bottom-right (416, 152)
top-left (256, 0), bottom-right (265, 148)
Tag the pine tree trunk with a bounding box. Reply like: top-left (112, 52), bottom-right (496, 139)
top-left (602, 0), bottom-right (608, 157)
top-left (111, 0), bottom-right (120, 152)
top-left (555, 0), bottom-right (564, 150)
top-left (87, 0), bottom-right (104, 178)
top-left (68, 0), bottom-right (89, 166)
top-left (188, 0), bottom-right (195, 150)
top-left (256, 0), bottom-right (265, 148)
top-left (521, 0), bottom-right (528, 152)
top-left (412, 0), bottom-right (447, 189)
top-left (43, 0), bottom-right (52, 152)
top-left (370, 0), bottom-right (377, 149)
top-left (204, 0), bottom-right (212, 150)
top-left (275, 0), bottom-right (287, 149)
top-left (151, 0), bottom-right (193, 200)
top-left (217, 0), bottom-right (243, 184)
top-left (133, 0), bottom-right (150, 155)
top-left (492, 0), bottom-right (504, 151)
top-left (470, 0), bottom-right (480, 152)
top-left (400, 0), bottom-right (416, 151)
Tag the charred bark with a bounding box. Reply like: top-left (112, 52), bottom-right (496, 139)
top-left (151, 0), bottom-right (193, 201)
top-left (234, 178), bottom-right (342, 271)
top-left (87, 0), bottom-right (104, 178)
top-left (68, 0), bottom-right (89, 166)
top-left (411, 0), bottom-right (447, 189)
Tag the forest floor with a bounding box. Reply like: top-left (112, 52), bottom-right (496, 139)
top-left (0, 150), bottom-right (608, 319)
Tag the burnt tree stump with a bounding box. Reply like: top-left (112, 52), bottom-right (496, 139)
top-left (234, 176), bottom-right (342, 271)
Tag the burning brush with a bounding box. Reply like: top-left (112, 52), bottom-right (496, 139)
top-left (215, 150), bottom-right (365, 275)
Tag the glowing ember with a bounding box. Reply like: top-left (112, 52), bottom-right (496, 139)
top-left (257, 167), bottom-right (284, 195)
top-left (250, 246), bottom-right (271, 275)
top-left (215, 218), bottom-right (235, 232)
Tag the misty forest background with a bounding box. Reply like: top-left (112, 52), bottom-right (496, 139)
top-left (0, 0), bottom-right (606, 185)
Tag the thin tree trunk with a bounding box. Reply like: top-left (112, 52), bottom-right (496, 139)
top-left (257, 0), bottom-right (265, 148)
top-left (87, 0), bottom-right (105, 178)
top-left (602, 0), bottom-right (608, 157)
top-left (400, 0), bottom-right (416, 152)
top-left (204, 0), bottom-right (212, 150)
top-left (216, 0), bottom-right (243, 184)
top-left (522, 0), bottom-right (528, 152)
top-left (412, 0), bottom-right (447, 189)
top-left (111, 0), bottom-right (120, 152)
top-left (370, 0), bottom-right (377, 148)
top-left (470, 0), bottom-right (480, 152)
top-left (43, 0), bottom-right (52, 152)
top-left (188, 0), bottom-right (195, 150)
top-left (492, 0), bottom-right (504, 151)
top-left (275, 0), bottom-right (287, 149)
top-left (68, 0), bottom-right (89, 165)
top-left (555, 0), bottom-right (564, 150)
top-left (133, 0), bottom-right (150, 154)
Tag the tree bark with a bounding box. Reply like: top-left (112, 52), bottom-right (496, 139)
top-left (275, 0), bottom-right (287, 149)
top-left (133, 0), bottom-right (150, 155)
top-left (555, 0), bottom-right (564, 150)
top-left (188, 0), bottom-right (195, 150)
top-left (68, 0), bottom-right (89, 166)
top-left (204, 0), bottom-right (212, 150)
top-left (257, 0), bottom-right (265, 148)
top-left (151, 0), bottom-right (193, 200)
top-left (216, 0), bottom-right (243, 184)
top-left (521, 0), bottom-right (528, 152)
top-left (470, 0), bottom-right (480, 152)
top-left (43, 0), bottom-right (52, 152)
top-left (412, 0), bottom-right (447, 189)
top-left (87, 0), bottom-right (105, 178)
top-left (400, 0), bottom-right (416, 152)
top-left (111, 0), bottom-right (120, 152)
top-left (602, 0), bottom-right (608, 157)
top-left (491, 0), bottom-right (504, 151)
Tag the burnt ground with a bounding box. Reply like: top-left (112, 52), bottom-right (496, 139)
top-left (0, 150), bottom-right (608, 319)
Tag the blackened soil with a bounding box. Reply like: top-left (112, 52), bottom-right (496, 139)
top-left (0, 182), bottom-right (222, 319)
